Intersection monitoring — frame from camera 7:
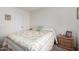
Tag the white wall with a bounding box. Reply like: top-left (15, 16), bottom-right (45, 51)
top-left (31, 7), bottom-right (77, 47)
top-left (0, 7), bottom-right (30, 42)
top-left (77, 20), bottom-right (79, 50)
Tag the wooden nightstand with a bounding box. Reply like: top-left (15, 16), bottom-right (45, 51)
top-left (57, 35), bottom-right (75, 51)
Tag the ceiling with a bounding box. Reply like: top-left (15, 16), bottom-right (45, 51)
top-left (19, 7), bottom-right (41, 11)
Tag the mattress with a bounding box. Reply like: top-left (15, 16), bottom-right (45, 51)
top-left (4, 30), bottom-right (57, 51)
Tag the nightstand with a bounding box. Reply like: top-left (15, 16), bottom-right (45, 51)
top-left (57, 35), bottom-right (75, 51)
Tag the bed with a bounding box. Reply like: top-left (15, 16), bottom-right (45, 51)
top-left (3, 29), bottom-right (57, 51)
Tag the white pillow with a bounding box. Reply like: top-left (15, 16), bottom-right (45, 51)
top-left (32, 26), bottom-right (43, 31)
top-left (32, 26), bottom-right (55, 32)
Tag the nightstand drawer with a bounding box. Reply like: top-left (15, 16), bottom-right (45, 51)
top-left (63, 39), bottom-right (72, 43)
top-left (62, 42), bottom-right (72, 48)
top-left (58, 39), bottom-right (72, 44)
top-left (59, 39), bottom-right (73, 47)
